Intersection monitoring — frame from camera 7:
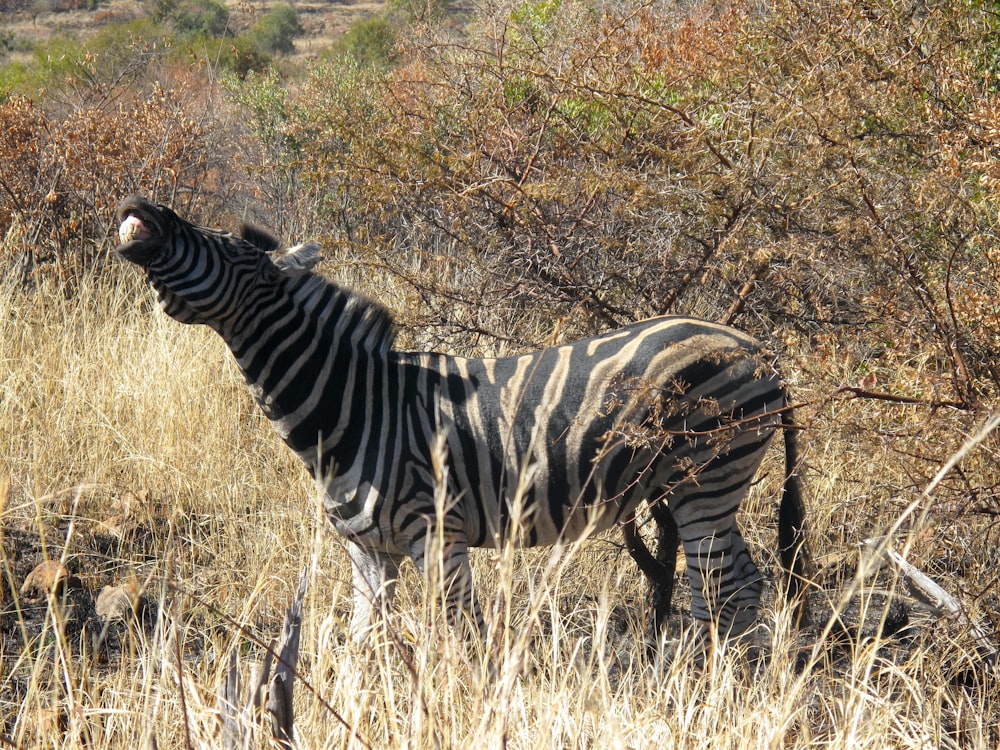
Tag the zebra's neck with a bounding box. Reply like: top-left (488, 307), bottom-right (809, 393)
top-left (217, 272), bottom-right (396, 471)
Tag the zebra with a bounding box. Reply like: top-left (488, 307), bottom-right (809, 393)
top-left (116, 195), bottom-right (808, 647)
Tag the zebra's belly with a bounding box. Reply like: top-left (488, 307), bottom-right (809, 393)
top-left (500, 497), bottom-right (639, 548)
top-left (465, 467), bottom-right (658, 550)
top-left (321, 482), bottom-right (413, 557)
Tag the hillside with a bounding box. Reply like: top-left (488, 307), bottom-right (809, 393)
top-left (0, 0), bottom-right (385, 67)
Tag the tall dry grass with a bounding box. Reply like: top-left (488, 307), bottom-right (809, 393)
top-left (1, 264), bottom-right (997, 748)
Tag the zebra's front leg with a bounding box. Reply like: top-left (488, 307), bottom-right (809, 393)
top-left (348, 541), bottom-right (403, 646)
top-left (411, 535), bottom-right (486, 641)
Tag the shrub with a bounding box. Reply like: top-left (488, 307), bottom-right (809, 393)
top-left (278, 0), bottom-right (1000, 406)
top-left (167, 0), bottom-right (230, 37)
top-left (249, 3), bottom-right (302, 55)
top-left (226, 32), bottom-right (274, 77)
top-left (0, 30), bottom-right (15, 62)
top-left (0, 78), bottom-right (217, 283)
top-left (221, 4), bottom-right (303, 77)
top-left (333, 15), bottom-right (397, 68)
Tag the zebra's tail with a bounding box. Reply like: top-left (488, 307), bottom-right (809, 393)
top-left (779, 406), bottom-right (810, 622)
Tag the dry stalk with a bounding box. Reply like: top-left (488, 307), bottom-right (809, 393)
top-left (217, 569), bottom-right (307, 750)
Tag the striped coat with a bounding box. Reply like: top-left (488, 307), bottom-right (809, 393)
top-left (116, 196), bottom-right (808, 644)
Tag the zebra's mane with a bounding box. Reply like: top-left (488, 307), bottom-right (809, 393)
top-left (218, 219), bottom-right (396, 353)
top-left (290, 271), bottom-right (397, 354)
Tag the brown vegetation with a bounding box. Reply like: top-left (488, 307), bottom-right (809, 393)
top-left (1, 0), bottom-right (999, 745)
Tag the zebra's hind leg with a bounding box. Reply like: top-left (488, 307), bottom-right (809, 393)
top-left (623, 502), bottom-right (679, 643)
top-left (676, 518), bottom-right (763, 641)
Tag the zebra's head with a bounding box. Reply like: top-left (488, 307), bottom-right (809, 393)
top-left (116, 196), bottom-right (320, 327)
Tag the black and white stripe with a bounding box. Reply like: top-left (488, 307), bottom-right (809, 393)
top-left (116, 196), bottom-right (808, 644)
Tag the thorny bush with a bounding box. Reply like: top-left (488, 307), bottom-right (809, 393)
top-left (282, 0), bottom-right (1000, 408)
top-left (0, 79), bottom-right (216, 284)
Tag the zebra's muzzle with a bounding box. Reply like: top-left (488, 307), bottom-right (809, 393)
top-left (115, 196), bottom-right (164, 266)
top-left (118, 214), bottom-right (149, 245)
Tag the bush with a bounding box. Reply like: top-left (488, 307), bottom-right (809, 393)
top-left (334, 15), bottom-right (397, 68)
top-left (221, 4), bottom-right (303, 77)
top-left (1, 92), bottom-right (178, 277)
top-left (0, 66), bottom-right (223, 284)
top-left (277, 0), bottom-right (1000, 406)
top-left (250, 3), bottom-right (302, 55)
top-left (226, 32), bottom-right (274, 77)
top-left (0, 29), bottom-right (15, 62)
top-left (167, 0), bottom-right (230, 37)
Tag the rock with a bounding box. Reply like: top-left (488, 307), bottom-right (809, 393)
top-left (19, 560), bottom-right (82, 598)
top-left (96, 581), bottom-right (143, 622)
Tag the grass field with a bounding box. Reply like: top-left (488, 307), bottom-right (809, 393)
top-left (3, 0), bottom-right (1000, 744)
top-left (1, 260), bottom-right (998, 748)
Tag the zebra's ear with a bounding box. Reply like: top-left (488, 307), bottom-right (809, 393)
top-left (272, 241), bottom-right (322, 276)
top-left (239, 223), bottom-right (282, 253)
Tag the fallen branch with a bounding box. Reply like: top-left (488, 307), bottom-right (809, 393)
top-left (863, 538), bottom-right (998, 669)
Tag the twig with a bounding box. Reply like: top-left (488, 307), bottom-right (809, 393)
top-left (864, 538), bottom-right (998, 667)
top-left (831, 385), bottom-right (970, 410)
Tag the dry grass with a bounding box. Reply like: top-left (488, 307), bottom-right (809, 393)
top-left (1, 265), bottom-right (997, 748)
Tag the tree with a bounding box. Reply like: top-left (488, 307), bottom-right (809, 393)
top-left (249, 4), bottom-right (302, 55)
